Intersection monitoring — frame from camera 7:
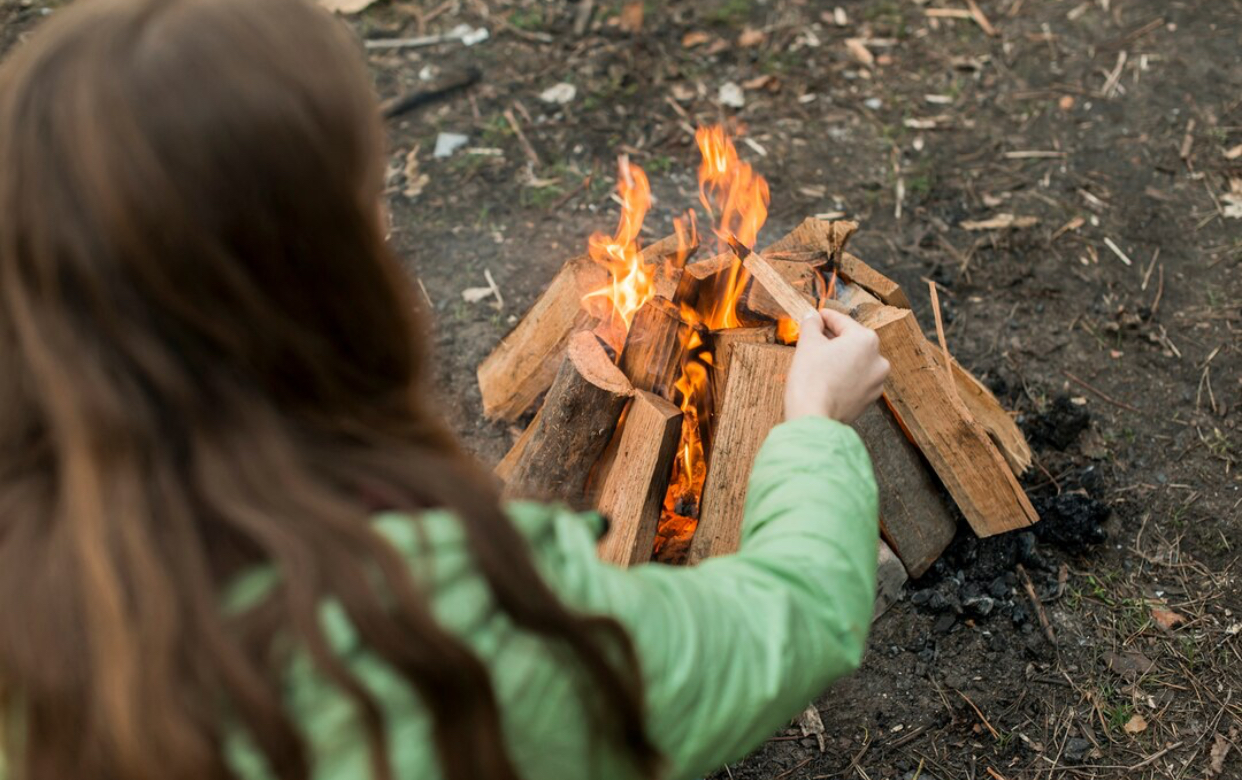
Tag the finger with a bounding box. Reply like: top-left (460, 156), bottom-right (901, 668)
top-left (819, 308), bottom-right (865, 338)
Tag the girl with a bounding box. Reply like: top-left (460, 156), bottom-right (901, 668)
top-left (0, 0), bottom-right (889, 778)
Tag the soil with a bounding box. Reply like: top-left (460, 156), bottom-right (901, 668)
top-left (4, 0), bottom-right (1240, 778)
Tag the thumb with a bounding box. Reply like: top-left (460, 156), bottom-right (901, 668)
top-left (819, 307), bottom-right (861, 338)
top-left (796, 311), bottom-right (828, 345)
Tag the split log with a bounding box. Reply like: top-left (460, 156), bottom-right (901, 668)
top-left (478, 235), bottom-right (688, 422)
top-left (858, 305), bottom-right (1039, 537)
top-left (874, 540), bottom-right (909, 620)
top-left (932, 352), bottom-right (1033, 476)
top-left (596, 391), bottom-right (682, 567)
top-left (709, 326), bottom-right (775, 408)
top-left (853, 402), bottom-right (957, 577)
top-left (494, 424), bottom-right (533, 482)
top-left (741, 252), bottom-right (819, 322)
top-left (673, 252), bottom-right (735, 320)
top-left (501, 332), bottom-right (633, 506)
top-left (688, 343), bottom-right (794, 564)
top-left (840, 251), bottom-right (911, 309)
top-left (618, 297), bottom-right (688, 399)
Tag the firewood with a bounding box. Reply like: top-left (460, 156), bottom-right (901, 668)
top-left (501, 332), bottom-right (633, 506)
top-left (673, 252), bottom-right (735, 319)
top-left (741, 252), bottom-right (819, 323)
top-left (494, 424), bottom-right (532, 482)
top-left (858, 306), bottom-right (1038, 537)
top-left (743, 256), bottom-right (831, 322)
top-left (709, 325), bottom-right (776, 408)
top-left (874, 540), bottom-right (909, 620)
top-left (618, 297), bottom-right (688, 399)
top-left (478, 235), bottom-right (689, 422)
top-left (688, 343), bottom-right (794, 563)
top-left (766, 218), bottom-right (911, 309)
top-left (596, 391), bottom-right (682, 567)
top-left (853, 402), bottom-right (957, 577)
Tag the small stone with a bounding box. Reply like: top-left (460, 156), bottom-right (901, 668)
top-left (964, 595), bottom-right (996, 617)
top-left (433, 132), bottom-right (469, 158)
top-left (864, 97), bottom-right (883, 110)
top-left (934, 614), bottom-right (957, 634)
top-left (911, 590), bottom-right (933, 606)
top-left (1064, 738), bottom-right (1091, 764)
top-left (539, 82), bottom-right (577, 105)
top-left (718, 82), bottom-right (745, 108)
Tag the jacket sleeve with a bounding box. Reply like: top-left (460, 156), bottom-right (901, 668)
top-left (542, 415), bottom-right (879, 780)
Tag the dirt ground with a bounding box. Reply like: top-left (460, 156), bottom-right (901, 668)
top-left (4, 0), bottom-right (1240, 778)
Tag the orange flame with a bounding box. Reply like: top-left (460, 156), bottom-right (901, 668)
top-left (584, 156), bottom-right (654, 353)
top-left (695, 126), bottom-right (770, 329)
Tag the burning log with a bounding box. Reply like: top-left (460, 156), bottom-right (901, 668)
top-left (688, 343), bottom-right (794, 564)
top-left (595, 391), bottom-right (683, 567)
top-left (854, 402), bottom-right (957, 577)
top-left (673, 252), bottom-right (735, 320)
top-left (501, 332), bottom-right (633, 506)
top-left (477, 234), bottom-right (690, 422)
top-left (858, 305), bottom-right (1039, 537)
top-left (618, 297), bottom-right (689, 399)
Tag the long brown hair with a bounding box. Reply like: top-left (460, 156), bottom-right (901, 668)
top-left (0, 1), bottom-right (658, 778)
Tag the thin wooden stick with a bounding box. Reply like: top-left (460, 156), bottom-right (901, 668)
top-left (1061, 370), bottom-right (1141, 413)
top-left (965, 0), bottom-right (999, 36)
top-left (503, 107), bottom-right (540, 167)
top-left (741, 250), bottom-right (818, 322)
top-left (1017, 563), bottom-right (1057, 645)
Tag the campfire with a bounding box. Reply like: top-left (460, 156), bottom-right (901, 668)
top-left (479, 126), bottom-right (1039, 615)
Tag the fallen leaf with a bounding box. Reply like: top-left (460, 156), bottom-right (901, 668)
top-left (1123, 714), bottom-right (1148, 734)
top-left (1223, 193), bottom-right (1242, 220)
top-left (1103, 650), bottom-right (1155, 681)
top-left (1209, 731), bottom-right (1233, 777)
top-left (1150, 607), bottom-right (1186, 630)
top-left (618, 2), bottom-right (643, 33)
top-left (402, 146), bottom-right (429, 199)
top-left (681, 30), bottom-right (711, 48)
top-left (1224, 144), bottom-right (1242, 160)
top-left (737, 27), bottom-right (767, 47)
top-left (318, 0), bottom-right (376, 13)
top-left (845, 38), bottom-right (875, 67)
top-left (960, 214), bottom-right (1039, 231)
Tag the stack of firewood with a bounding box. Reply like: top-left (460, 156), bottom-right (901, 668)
top-left (478, 218), bottom-right (1038, 618)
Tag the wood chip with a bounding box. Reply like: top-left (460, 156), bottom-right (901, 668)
top-left (965, 0), bottom-right (998, 36)
top-left (1151, 607), bottom-right (1186, 630)
top-left (318, 0), bottom-right (377, 12)
top-left (926, 8), bottom-right (973, 19)
top-left (738, 27), bottom-right (767, 47)
top-left (1225, 144), bottom-right (1242, 160)
top-left (961, 214), bottom-right (1039, 231)
top-left (1004, 150), bottom-right (1067, 159)
top-left (1103, 237), bottom-right (1133, 266)
top-left (681, 30), bottom-right (711, 48)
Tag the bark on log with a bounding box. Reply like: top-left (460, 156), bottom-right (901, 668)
top-left (858, 305), bottom-right (1039, 537)
top-left (688, 343), bottom-right (794, 563)
top-left (595, 391), bottom-right (682, 567)
top-left (618, 297), bottom-right (689, 399)
top-left (501, 332), bottom-right (633, 506)
top-left (478, 235), bottom-right (689, 422)
top-left (853, 402), bottom-right (957, 577)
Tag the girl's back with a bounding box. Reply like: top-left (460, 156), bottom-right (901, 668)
top-left (0, 1), bottom-right (885, 779)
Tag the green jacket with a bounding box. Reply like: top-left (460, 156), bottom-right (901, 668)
top-left (3, 416), bottom-right (879, 780)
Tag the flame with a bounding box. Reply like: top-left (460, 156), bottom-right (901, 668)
top-left (776, 317), bottom-right (800, 344)
top-left (583, 156), bottom-right (654, 353)
top-left (694, 126), bottom-right (771, 329)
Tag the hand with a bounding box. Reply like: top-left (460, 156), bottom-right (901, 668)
top-left (785, 309), bottom-right (890, 424)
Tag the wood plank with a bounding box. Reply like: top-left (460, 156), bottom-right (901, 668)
top-left (858, 306), bottom-right (1038, 537)
top-left (853, 402), bottom-right (957, 577)
top-left (874, 540), bottom-right (909, 620)
top-left (501, 332), bottom-right (633, 507)
top-left (596, 392), bottom-right (682, 567)
top-left (618, 297), bottom-right (688, 400)
top-left (743, 256), bottom-right (831, 322)
top-left (687, 343), bottom-right (794, 563)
